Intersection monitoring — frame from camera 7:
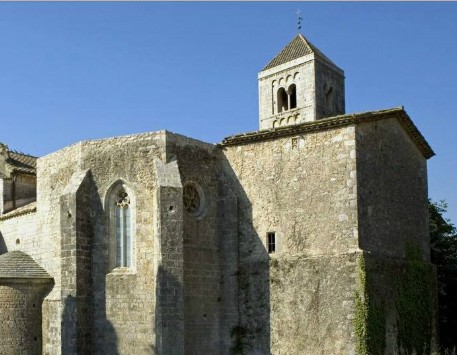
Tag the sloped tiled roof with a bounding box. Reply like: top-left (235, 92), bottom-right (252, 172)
top-left (263, 34), bottom-right (338, 71)
top-left (0, 250), bottom-right (52, 279)
top-left (0, 201), bottom-right (37, 221)
top-left (5, 151), bottom-right (37, 175)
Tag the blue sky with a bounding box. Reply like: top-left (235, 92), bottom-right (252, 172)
top-left (0, 2), bottom-right (456, 223)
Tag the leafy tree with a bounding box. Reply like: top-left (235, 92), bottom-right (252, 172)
top-left (429, 200), bottom-right (457, 349)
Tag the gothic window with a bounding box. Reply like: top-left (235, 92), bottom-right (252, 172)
top-left (277, 87), bottom-right (288, 113)
top-left (106, 181), bottom-right (135, 271)
top-left (288, 84), bottom-right (297, 109)
top-left (115, 189), bottom-right (131, 267)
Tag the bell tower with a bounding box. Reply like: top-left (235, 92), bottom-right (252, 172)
top-left (258, 34), bottom-right (345, 130)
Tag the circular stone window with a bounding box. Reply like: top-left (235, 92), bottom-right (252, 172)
top-left (183, 182), bottom-right (206, 218)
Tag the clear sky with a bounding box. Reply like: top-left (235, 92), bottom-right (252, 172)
top-left (0, 2), bottom-right (456, 223)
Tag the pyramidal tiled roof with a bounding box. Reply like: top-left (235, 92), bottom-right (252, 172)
top-left (0, 251), bottom-right (52, 279)
top-left (263, 34), bottom-right (338, 71)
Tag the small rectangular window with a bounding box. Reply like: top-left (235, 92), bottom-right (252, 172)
top-left (267, 232), bottom-right (276, 254)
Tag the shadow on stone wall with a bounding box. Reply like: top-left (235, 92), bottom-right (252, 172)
top-left (0, 232), bottom-right (7, 254)
top-left (62, 294), bottom-right (119, 355)
top-left (61, 295), bottom-right (77, 352)
top-left (154, 265), bottom-right (183, 354)
top-left (89, 176), bottom-right (120, 355)
top-left (60, 170), bottom-right (120, 354)
top-left (218, 151), bottom-right (271, 354)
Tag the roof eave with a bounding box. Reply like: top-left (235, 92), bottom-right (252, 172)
top-left (220, 107), bottom-right (435, 160)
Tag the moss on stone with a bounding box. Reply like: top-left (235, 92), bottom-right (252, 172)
top-left (395, 245), bottom-right (434, 354)
top-left (354, 254), bottom-right (386, 355)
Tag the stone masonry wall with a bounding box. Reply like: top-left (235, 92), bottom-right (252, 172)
top-left (60, 170), bottom-right (95, 354)
top-left (356, 118), bottom-right (430, 259)
top-left (38, 143), bottom-right (82, 354)
top-left (269, 253), bottom-right (357, 354)
top-left (0, 211), bottom-right (38, 254)
top-left (0, 281), bottom-right (51, 355)
top-left (154, 165), bottom-right (184, 355)
top-left (0, 132), bottom-right (169, 354)
top-left (259, 58), bottom-right (315, 130)
top-left (222, 125), bottom-right (359, 353)
top-left (354, 118), bottom-right (437, 353)
top-left (0, 143), bottom-right (82, 354)
top-left (167, 133), bottom-right (239, 354)
top-left (315, 60), bottom-right (345, 119)
top-left (79, 132), bottom-right (166, 354)
top-left (224, 125), bottom-right (358, 258)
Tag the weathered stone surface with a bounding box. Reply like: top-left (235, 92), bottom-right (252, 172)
top-left (356, 118), bottom-right (430, 259)
top-left (258, 34), bottom-right (345, 130)
top-left (0, 34), bottom-right (437, 355)
top-left (0, 251), bottom-right (53, 355)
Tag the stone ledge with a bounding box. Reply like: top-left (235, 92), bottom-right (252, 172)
top-left (220, 107), bottom-right (435, 160)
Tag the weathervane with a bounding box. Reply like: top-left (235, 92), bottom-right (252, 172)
top-left (296, 9), bottom-right (303, 33)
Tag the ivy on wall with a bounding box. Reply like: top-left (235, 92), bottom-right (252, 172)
top-left (354, 254), bottom-right (386, 355)
top-left (354, 248), bottom-right (435, 355)
top-left (395, 245), bottom-right (434, 354)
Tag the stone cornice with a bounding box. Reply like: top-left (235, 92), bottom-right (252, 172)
top-left (220, 107), bottom-right (435, 160)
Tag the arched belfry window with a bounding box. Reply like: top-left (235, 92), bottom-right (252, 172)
top-left (324, 83), bottom-right (334, 112)
top-left (288, 84), bottom-right (297, 109)
top-left (277, 87), bottom-right (288, 113)
top-left (106, 181), bottom-right (135, 271)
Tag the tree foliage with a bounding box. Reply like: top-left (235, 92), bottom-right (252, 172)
top-left (429, 200), bottom-right (457, 349)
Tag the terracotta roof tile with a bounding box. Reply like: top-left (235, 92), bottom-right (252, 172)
top-left (6, 151), bottom-right (37, 175)
top-left (0, 202), bottom-right (37, 221)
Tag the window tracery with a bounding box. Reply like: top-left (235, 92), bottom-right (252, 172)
top-left (115, 189), bottom-right (131, 268)
top-left (106, 181), bottom-right (135, 272)
top-left (183, 184), bottom-right (201, 214)
top-left (183, 182), bottom-right (206, 218)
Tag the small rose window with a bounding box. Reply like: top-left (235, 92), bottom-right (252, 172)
top-left (183, 182), bottom-right (206, 218)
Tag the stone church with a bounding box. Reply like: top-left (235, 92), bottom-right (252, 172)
top-left (0, 34), bottom-right (437, 354)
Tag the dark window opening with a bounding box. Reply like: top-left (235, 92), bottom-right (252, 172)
top-left (267, 232), bottom-right (276, 254)
top-left (291, 137), bottom-right (298, 149)
top-left (288, 84), bottom-right (297, 109)
top-left (325, 85), bottom-right (333, 111)
top-left (277, 88), bottom-right (288, 113)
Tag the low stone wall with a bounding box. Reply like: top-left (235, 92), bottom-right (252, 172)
top-left (0, 280), bottom-right (51, 355)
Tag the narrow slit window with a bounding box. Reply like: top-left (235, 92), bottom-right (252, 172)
top-left (267, 232), bottom-right (276, 254)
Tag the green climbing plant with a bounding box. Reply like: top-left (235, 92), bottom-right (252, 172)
top-left (354, 254), bottom-right (386, 355)
top-left (395, 244), bottom-right (434, 354)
